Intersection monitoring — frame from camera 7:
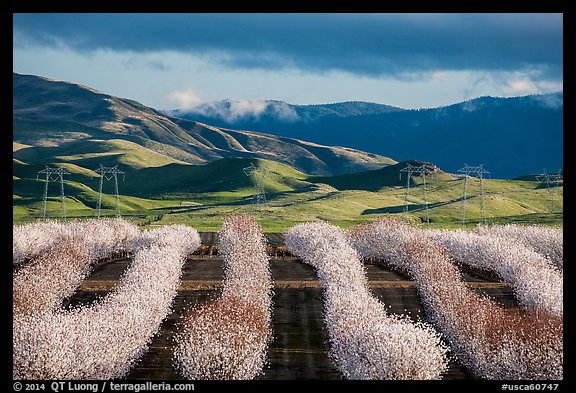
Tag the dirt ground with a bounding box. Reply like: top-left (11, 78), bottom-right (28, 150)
top-left (65, 253), bottom-right (516, 381)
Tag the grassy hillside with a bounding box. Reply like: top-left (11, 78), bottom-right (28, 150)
top-left (13, 139), bottom-right (190, 170)
top-left (120, 158), bottom-right (310, 198)
top-left (12, 74), bottom-right (562, 230)
top-left (310, 160), bottom-right (455, 191)
top-left (13, 151), bottom-right (562, 231)
top-left (13, 72), bottom-right (396, 176)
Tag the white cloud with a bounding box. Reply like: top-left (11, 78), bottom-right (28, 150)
top-left (166, 88), bottom-right (204, 110)
top-left (188, 100), bottom-right (299, 122)
top-left (269, 101), bottom-right (299, 121)
top-left (535, 80), bottom-right (563, 93)
top-left (457, 69), bottom-right (563, 102)
top-left (228, 100), bottom-right (268, 119)
top-left (504, 79), bottom-right (539, 95)
top-left (530, 93), bottom-right (563, 109)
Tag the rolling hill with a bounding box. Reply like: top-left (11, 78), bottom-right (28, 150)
top-left (170, 94), bottom-right (563, 179)
top-left (13, 149), bottom-right (562, 231)
top-left (12, 73), bottom-right (562, 230)
top-left (13, 155), bottom-right (310, 210)
top-left (13, 73), bottom-right (395, 176)
top-left (309, 160), bottom-right (455, 191)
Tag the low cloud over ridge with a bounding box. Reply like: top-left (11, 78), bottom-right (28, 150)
top-left (176, 99), bottom-right (300, 123)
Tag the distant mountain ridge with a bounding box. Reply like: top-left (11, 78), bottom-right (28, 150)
top-left (170, 93), bottom-right (563, 178)
top-left (169, 100), bottom-right (403, 123)
top-left (12, 73), bottom-right (395, 176)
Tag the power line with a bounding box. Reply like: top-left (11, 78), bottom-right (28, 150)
top-left (399, 163), bottom-right (435, 224)
top-left (95, 165), bottom-right (125, 218)
top-left (243, 163), bottom-right (269, 209)
top-left (457, 164), bottom-right (490, 225)
top-left (536, 170), bottom-right (563, 214)
top-left (36, 166), bottom-right (70, 220)
top-left (399, 164), bottom-right (415, 215)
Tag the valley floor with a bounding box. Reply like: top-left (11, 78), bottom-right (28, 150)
top-left (65, 254), bottom-right (516, 380)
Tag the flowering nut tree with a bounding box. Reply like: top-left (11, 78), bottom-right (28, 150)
top-left (13, 220), bottom-right (67, 265)
top-left (474, 224), bottom-right (563, 271)
top-left (430, 229), bottom-right (563, 318)
top-left (13, 224), bottom-right (200, 380)
top-left (350, 218), bottom-right (563, 380)
top-left (13, 219), bottom-right (141, 316)
top-left (13, 218), bottom-right (140, 266)
top-left (284, 221), bottom-right (449, 380)
top-left (174, 215), bottom-right (273, 380)
top-left (13, 237), bottom-right (91, 316)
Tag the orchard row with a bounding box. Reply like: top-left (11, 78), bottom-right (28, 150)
top-left (13, 218), bottom-right (562, 380)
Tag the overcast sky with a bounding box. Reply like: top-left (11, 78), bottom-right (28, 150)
top-left (13, 13), bottom-right (563, 110)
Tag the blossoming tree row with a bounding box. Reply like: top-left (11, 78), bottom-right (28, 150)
top-left (430, 229), bottom-right (562, 317)
top-left (13, 219), bottom-right (140, 316)
top-left (13, 221), bottom-right (200, 379)
top-left (350, 218), bottom-right (563, 380)
top-left (285, 221), bottom-right (449, 380)
top-left (474, 224), bottom-right (563, 270)
top-left (174, 215), bottom-right (273, 380)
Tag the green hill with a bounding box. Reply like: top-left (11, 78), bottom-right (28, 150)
top-left (121, 158), bottom-right (311, 198)
top-left (12, 73), bottom-right (562, 230)
top-left (13, 139), bottom-right (190, 170)
top-left (13, 72), bottom-right (395, 176)
top-left (12, 155), bottom-right (317, 222)
top-left (310, 160), bottom-right (455, 191)
top-left (13, 151), bottom-right (562, 231)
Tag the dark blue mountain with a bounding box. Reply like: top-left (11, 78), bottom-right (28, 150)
top-left (168, 94), bottom-right (563, 178)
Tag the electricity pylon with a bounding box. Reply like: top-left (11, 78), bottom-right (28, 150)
top-left (37, 166), bottom-right (70, 220)
top-left (536, 170), bottom-right (563, 214)
top-left (243, 163), bottom-right (269, 209)
top-left (399, 163), bottom-right (435, 223)
top-left (95, 165), bottom-right (125, 218)
top-left (458, 164), bottom-right (489, 225)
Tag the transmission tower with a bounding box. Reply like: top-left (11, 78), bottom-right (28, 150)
top-left (36, 166), bottom-right (70, 220)
top-left (536, 170), bottom-right (563, 213)
top-left (95, 165), bottom-right (125, 218)
top-left (243, 163), bottom-right (269, 209)
top-left (458, 164), bottom-right (490, 225)
top-left (400, 164), bottom-right (416, 215)
top-left (399, 163), bottom-right (435, 223)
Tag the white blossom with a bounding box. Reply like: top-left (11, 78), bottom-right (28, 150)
top-left (13, 219), bottom-right (140, 316)
top-left (13, 223), bottom-right (201, 380)
top-left (350, 218), bottom-right (563, 380)
top-left (13, 218), bottom-right (139, 265)
top-left (173, 215), bottom-right (273, 380)
top-left (474, 224), bottom-right (563, 270)
top-left (430, 228), bottom-right (562, 317)
top-left (285, 221), bottom-right (449, 380)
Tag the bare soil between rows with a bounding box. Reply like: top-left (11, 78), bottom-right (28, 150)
top-left (62, 254), bottom-right (517, 381)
